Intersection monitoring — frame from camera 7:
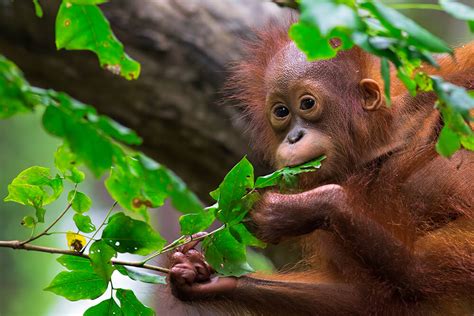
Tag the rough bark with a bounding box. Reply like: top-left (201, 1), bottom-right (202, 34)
top-left (0, 0), bottom-right (287, 199)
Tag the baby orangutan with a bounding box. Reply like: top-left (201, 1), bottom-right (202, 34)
top-left (169, 22), bottom-right (474, 315)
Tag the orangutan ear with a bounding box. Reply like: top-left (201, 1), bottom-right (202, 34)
top-left (360, 78), bottom-right (383, 111)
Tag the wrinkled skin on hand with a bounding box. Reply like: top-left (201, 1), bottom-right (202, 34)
top-left (169, 233), bottom-right (237, 300)
top-left (245, 192), bottom-right (292, 244)
top-left (247, 186), bottom-right (340, 244)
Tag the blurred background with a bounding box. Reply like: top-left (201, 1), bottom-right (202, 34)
top-left (0, 0), bottom-right (472, 315)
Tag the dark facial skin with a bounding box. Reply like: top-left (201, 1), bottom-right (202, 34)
top-left (264, 43), bottom-right (334, 169)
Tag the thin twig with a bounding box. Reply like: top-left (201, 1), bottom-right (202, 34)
top-left (83, 201), bottom-right (118, 251)
top-left (44, 231), bottom-right (96, 240)
top-left (0, 240), bottom-right (170, 274)
top-left (140, 225), bottom-right (226, 264)
top-left (21, 185), bottom-right (78, 245)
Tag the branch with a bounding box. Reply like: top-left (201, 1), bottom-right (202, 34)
top-left (0, 240), bottom-right (170, 274)
top-left (21, 185), bottom-right (78, 245)
top-left (141, 225), bottom-right (226, 264)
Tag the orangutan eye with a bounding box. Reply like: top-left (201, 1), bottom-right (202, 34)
top-left (300, 97), bottom-right (316, 110)
top-left (273, 104), bottom-right (290, 118)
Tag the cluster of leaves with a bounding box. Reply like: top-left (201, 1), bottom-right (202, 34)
top-left (289, 0), bottom-right (474, 156)
top-left (47, 255), bottom-right (156, 315)
top-left (1, 51), bottom-right (325, 312)
top-left (33, 0), bottom-right (140, 80)
top-left (0, 54), bottom-right (199, 314)
top-left (2, 0), bottom-right (473, 314)
top-left (180, 156), bottom-right (325, 276)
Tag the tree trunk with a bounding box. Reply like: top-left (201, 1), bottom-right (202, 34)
top-left (0, 0), bottom-right (286, 199)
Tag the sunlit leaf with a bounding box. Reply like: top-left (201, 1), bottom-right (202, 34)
top-left (4, 166), bottom-right (63, 222)
top-left (84, 298), bottom-right (121, 316)
top-left (45, 271), bottom-right (108, 301)
top-left (436, 126), bottom-right (461, 157)
top-left (55, 2), bottom-right (140, 80)
top-left (116, 289), bottom-right (154, 316)
top-left (89, 240), bottom-right (116, 282)
top-left (54, 143), bottom-right (85, 184)
top-left (57, 255), bottom-right (93, 272)
top-left (73, 213), bottom-right (96, 233)
top-left (289, 22), bottom-right (338, 60)
top-left (179, 206), bottom-right (216, 235)
top-left (66, 231), bottom-right (86, 252)
top-left (68, 191), bottom-right (92, 213)
top-left (102, 212), bottom-right (166, 255)
top-left (21, 215), bottom-right (36, 228)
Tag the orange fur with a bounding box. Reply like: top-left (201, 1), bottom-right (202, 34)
top-left (221, 20), bottom-right (474, 315)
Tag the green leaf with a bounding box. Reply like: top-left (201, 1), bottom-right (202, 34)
top-left (0, 55), bottom-right (37, 119)
top-left (106, 154), bottom-right (203, 216)
top-left (54, 143), bottom-right (85, 183)
top-left (116, 289), bottom-right (154, 316)
top-left (289, 0), bottom-right (360, 61)
top-left (360, 2), bottom-right (451, 53)
top-left (102, 212), bottom-right (166, 255)
top-left (246, 248), bottom-right (275, 273)
top-left (299, 0), bottom-right (360, 37)
top-left (69, 0), bottom-right (109, 4)
top-left (116, 265), bottom-right (166, 284)
top-left (44, 271), bottom-right (108, 301)
top-left (203, 228), bottom-right (254, 277)
top-left (213, 157), bottom-right (254, 220)
top-left (439, 0), bottom-right (474, 24)
top-left (66, 231), bottom-right (87, 251)
top-left (230, 224), bottom-right (265, 248)
top-left (138, 154), bottom-right (204, 214)
top-left (32, 0), bottom-right (43, 18)
top-left (432, 76), bottom-right (474, 112)
top-left (166, 168), bottom-right (204, 214)
top-left (21, 215), bottom-right (36, 228)
top-left (255, 156), bottom-right (325, 189)
top-left (73, 213), bottom-right (96, 233)
top-left (380, 58), bottom-right (391, 105)
top-left (43, 105), bottom-right (114, 177)
top-left (55, 2), bottom-right (140, 80)
top-left (436, 126), bottom-right (461, 157)
top-left (57, 255), bottom-right (93, 272)
top-left (397, 69), bottom-right (417, 96)
top-left (68, 191), bottom-right (92, 213)
top-left (84, 298), bottom-right (122, 316)
top-left (289, 22), bottom-right (338, 60)
top-left (414, 72), bottom-right (433, 92)
top-left (461, 134), bottom-right (474, 150)
top-left (4, 166), bottom-right (63, 222)
top-left (105, 156), bottom-right (168, 214)
top-left (95, 115), bottom-right (142, 145)
top-left (179, 206), bottom-right (216, 235)
top-left (89, 240), bottom-right (116, 282)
